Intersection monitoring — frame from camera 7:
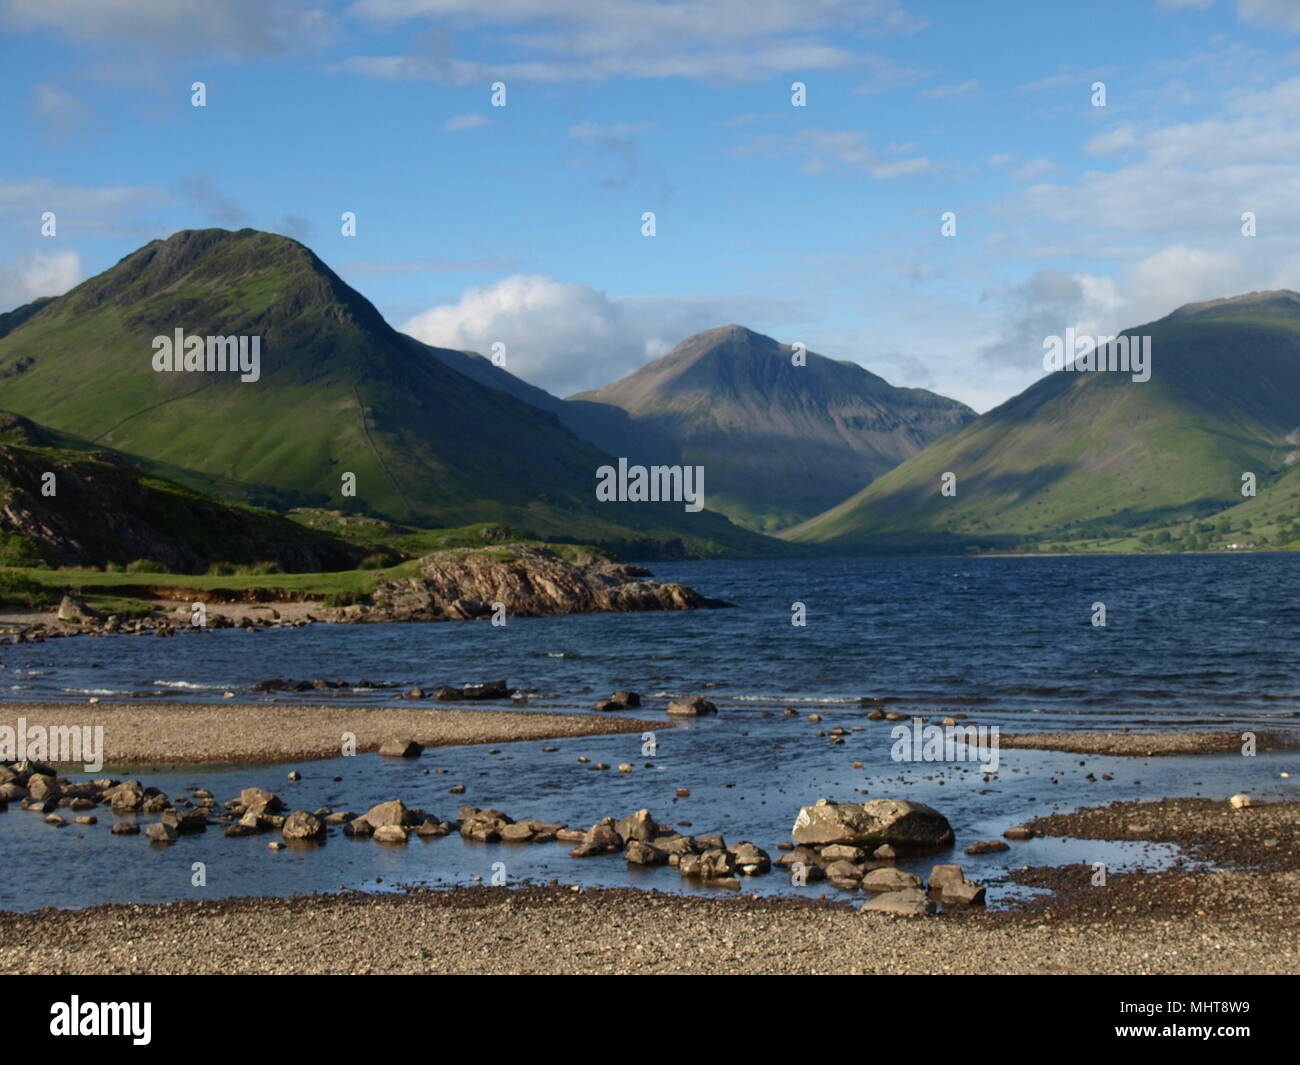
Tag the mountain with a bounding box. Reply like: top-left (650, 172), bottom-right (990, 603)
top-left (786, 291), bottom-right (1300, 551)
top-left (566, 325), bottom-right (975, 531)
top-left (0, 228), bottom-right (778, 558)
top-left (0, 412), bottom-right (366, 571)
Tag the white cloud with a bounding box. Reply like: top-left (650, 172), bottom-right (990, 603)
top-left (0, 0), bottom-right (336, 54)
top-left (401, 274), bottom-right (780, 396)
top-left (0, 249), bottom-right (82, 311)
top-left (443, 112), bottom-right (488, 131)
top-left (734, 129), bottom-right (940, 179)
top-left (919, 78), bottom-right (978, 98)
top-left (1238, 0), bottom-right (1300, 32)
top-left (343, 0), bottom-right (921, 83)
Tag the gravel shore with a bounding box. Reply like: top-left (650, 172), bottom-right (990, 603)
top-left (0, 701), bottom-right (656, 765)
top-left (1, 798), bottom-right (1294, 975)
top-left (1, 869), bottom-right (1293, 975)
top-left (998, 730), bottom-right (1300, 756)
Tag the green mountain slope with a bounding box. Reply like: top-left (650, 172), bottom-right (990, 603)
top-left (0, 228), bottom-right (779, 558)
top-left (0, 412), bottom-right (367, 572)
top-left (785, 291), bottom-right (1300, 551)
top-left (568, 325), bottom-right (975, 531)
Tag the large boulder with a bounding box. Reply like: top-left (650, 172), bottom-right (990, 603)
top-left (360, 799), bottom-right (408, 828)
top-left (282, 811), bottom-right (325, 840)
top-left (667, 696), bottom-right (717, 717)
top-left (791, 799), bottom-right (953, 848)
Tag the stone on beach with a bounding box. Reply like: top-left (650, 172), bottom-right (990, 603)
top-left (378, 738), bottom-right (423, 758)
top-left (1229, 793), bottom-right (1254, 809)
top-left (861, 888), bottom-right (936, 917)
top-left (860, 867), bottom-right (923, 893)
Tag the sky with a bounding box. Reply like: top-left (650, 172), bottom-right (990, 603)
top-left (2, 0), bottom-right (1300, 411)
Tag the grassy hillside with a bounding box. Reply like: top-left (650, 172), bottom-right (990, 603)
top-left (786, 293), bottom-right (1300, 552)
top-left (0, 228), bottom-right (781, 558)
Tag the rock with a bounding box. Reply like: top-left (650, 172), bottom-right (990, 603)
top-left (679, 849), bottom-right (736, 880)
top-left (571, 822), bottom-right (622, 857)
top-left (861, 888), bottom-right (936, 916)
top-left (27, 774), bottom-right (60, 801)
top-left (872, 844), bottom-right (898, 860)
top-left (940, 879), bottom-right (987, 907)
top-left (615, 809), bottom-right (658, 843)
top-left (729, 842), bottom-right (771, 875)
top-left (617, 763), bottom-right (633, 774)
top-left (929, 864), bottom-right (965, 892)
top-left (626, 841), bottom-right (668, 866)
top-left (819, 844), bottom-right (867, 861)
top-left (667, 695), bottom-right (717, 716)
top-left (791, 798), bottom-right (953, 848)
top-left (965, 839), bottom-right (1010, 855)
top-left (860, 867), bottom-right (924, 893)
top-left (499, 822), bottom-right (536, 842)
top-left (224, 823), bottom-right (259, 837)
top-left (1229, 793), bottom-right (1254, 809)
top-left (676, 788), bottom-right (690, 798)
top-left (107, 781), bottom-right (145, 812)
top-left (281, 811), bottom-right (325, 840)
top-left (72, 815), bottom-right (96, 825)
top-left (343, 818), bottom-right (374, 838)
top-left (239, 787), bottom-right (284, 813)
top-left (610, 691), bottom-right (641, 708)
top-left (146, 822), bottom-right (177, 843)
top-left (44, 813), bottom-right (66, 826)
top-left (111, 821), bottom-right (140, 835)
top-left (160, 808), bottom-right (208, 833)
top-left (287, 771), bottom-right (301, 781)
top-left (360, 799), bottom-right (408, 828)
top-left (449, 784), bottom-right (466, 795)
top-left (268, 841), bottom-right (285, 850)
top-left (378, 738), bottom-right (423, 758)
top-left (373, 825), bottom-right (409, 844)
top-left (592, 700), bottom-right (622, 712)
top-left (1003, 826), bottom-right (1034, 840)
top-left (57, 594), bottom-right (96, 622)
top-left (365, 546), bottom-right (728, 624)
top-left (823, 860), bottom-right (864, 882)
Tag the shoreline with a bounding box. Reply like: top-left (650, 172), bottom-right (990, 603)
top-left (0, 701), bottom-right (657, 765)
top-left (3, 790), bottom-right (1294, 974)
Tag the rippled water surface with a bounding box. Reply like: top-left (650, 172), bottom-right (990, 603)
top-left (2, 554), bottom-right (1298, 911)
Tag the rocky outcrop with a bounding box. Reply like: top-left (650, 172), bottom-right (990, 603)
top-left (336, 545), bottom-right (729, 623)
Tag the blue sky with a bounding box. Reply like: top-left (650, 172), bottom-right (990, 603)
top-left (3, 0), bottom-right (1300, 410)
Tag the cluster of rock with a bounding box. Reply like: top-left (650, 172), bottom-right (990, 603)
top-left (560, 808), bottom-right (771, 890)
top-left (250, 678), bottom-right (513, 702)
top-left (6, 756), bottom-right (994, 915)
top-left (332, 544), bottom-right (729, 624)
top-left (778, 798), bottom-right (984, 914)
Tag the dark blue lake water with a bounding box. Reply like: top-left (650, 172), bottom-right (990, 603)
top-left (2, 554), bottom-right (1297, 912)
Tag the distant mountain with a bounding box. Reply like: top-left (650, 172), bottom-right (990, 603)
top-left (567, 325), bottom-right (975, 531)
top-left (786, 291), bottom-right (1300, 551)
top-left (0, 229), bottom-right (779, 558)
